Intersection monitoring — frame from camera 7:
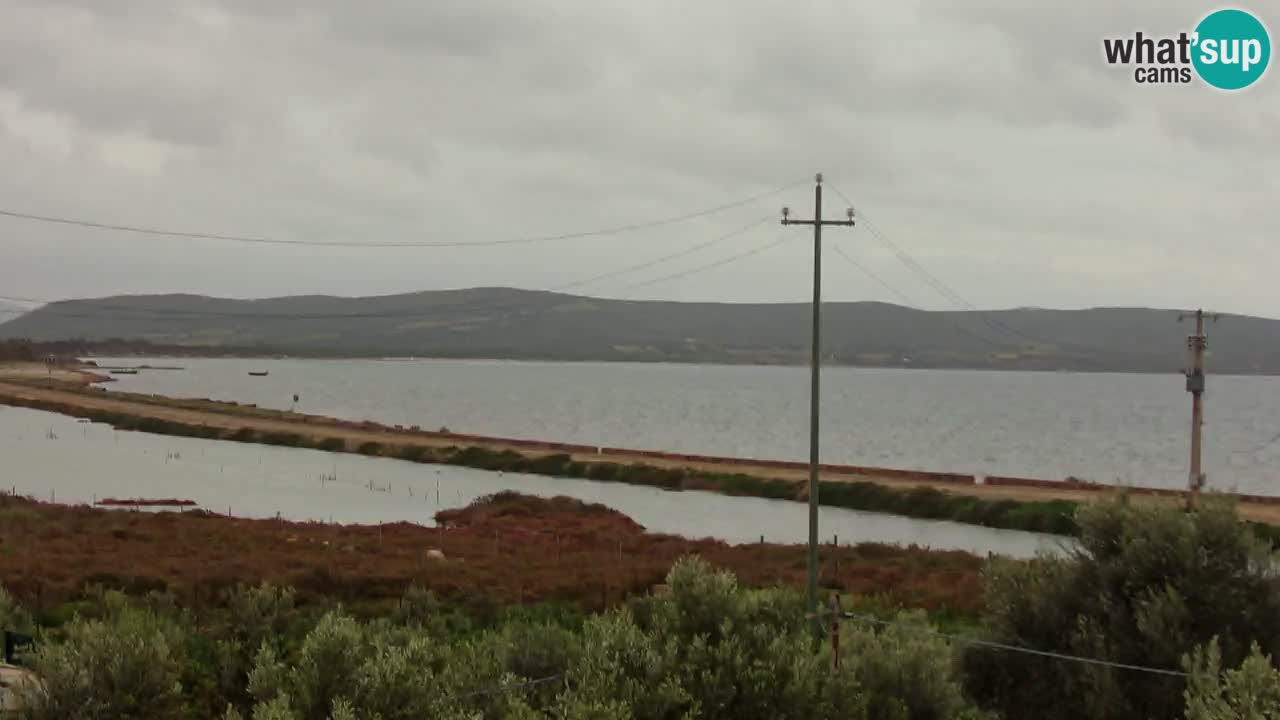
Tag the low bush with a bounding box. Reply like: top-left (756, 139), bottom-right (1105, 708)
top-left (0, 583), bottom-right (31, 635)
top-left (22, 594), bottom-right (187, 720)
top-left (260, 431), bottom-right (305, 448)
top-left (817, 480), bottom-right (1078, 535)
top-left (395, 445), bottom-right (429, 462)
top-left (965, 497), bottom-right (1280, 720)
top-left (315, 437), bottom-right (345, 452)
top-left (228, 427), bottom-right (257, 443)
top-left (527, 453), bottom-right (573, 476)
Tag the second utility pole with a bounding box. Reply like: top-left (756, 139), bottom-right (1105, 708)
top-left (1179, 308), bottom-right (1218, 500)
top-left (782, 173), bottom-right (855, 636)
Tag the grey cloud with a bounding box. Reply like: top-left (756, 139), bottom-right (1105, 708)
top-left (0, 0), bottom-right (1277, 318)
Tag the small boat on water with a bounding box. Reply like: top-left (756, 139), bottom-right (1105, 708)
top-left (109, 369), bottom-right (138, 375)
top-left (248, 370), bottom-right (269, 377)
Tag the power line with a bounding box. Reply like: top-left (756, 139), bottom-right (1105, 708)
top-left (0, 219), bottom-right (772, 322)
top-left (0, 180), bottom-right (803, 249)
top-left (614, 236), bottom-right (789, 293)
top-left (825, 186), bottom-right (1007, 320)
top-left (442, 673), bottom-right (563, 704)
top-left (830, 612), bottom-right (1187, 677)
top-left (828, 242), bottom-right (1012, 350)
top-left (830, 244), bottom-right (919, 308)
top-left (826, 186), bottom-right (1171, 362)
top-left (835, 192), bottom-right (1048, 348)
top-left (553, 217), bottom-right (770, 292)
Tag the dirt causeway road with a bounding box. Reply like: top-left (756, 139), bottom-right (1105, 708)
top-left (2, 362), bottom-right (1278, 525)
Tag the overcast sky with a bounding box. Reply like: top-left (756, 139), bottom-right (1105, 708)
top-left (1, 0), bottom-right (1277, 317)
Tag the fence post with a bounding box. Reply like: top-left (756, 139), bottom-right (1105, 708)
top-left (830, 595), bottom-right (841, 670)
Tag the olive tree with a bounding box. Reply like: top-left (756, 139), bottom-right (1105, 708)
top-left (1184, 639), bottom-right (1280, 719)
top-left (20, 597), bottom-right (186, 720)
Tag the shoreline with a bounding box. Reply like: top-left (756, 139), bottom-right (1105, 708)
top-left (2, 362), bottom-right (1279, 534)
top-left (75, 351), bottom-right (1277, 377)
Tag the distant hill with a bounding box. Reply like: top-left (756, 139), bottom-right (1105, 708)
top-left (2, 288), bottom-right (1278, 374)
top-left (0, 300), bottom-right (30, 320)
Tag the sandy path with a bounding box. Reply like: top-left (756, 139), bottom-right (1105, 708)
top-left (3, 364), bottom-right (1277, 525)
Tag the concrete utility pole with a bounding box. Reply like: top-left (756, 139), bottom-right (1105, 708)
top-left (1179, 309), bottom-right (1218, 499)
top-left (782, 173), bottom-right (855, 636)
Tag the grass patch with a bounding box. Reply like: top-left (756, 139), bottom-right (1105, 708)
top-left (260, 431), bottom-right (305, 447)
top-left (228, 427), bottom-right (257, 443)
top-left (396, 445), bottom-right (433, 462)
top-left (701, 473), bottom-right (797, 499)
top-left (817, 481), bottom-right (1079, 535)
top-left (316, 437), bottom-right (345, 452)
top-left (446, 446), bottom-right (524, 471)
top-left (527, 453), bottom-right (573, 476)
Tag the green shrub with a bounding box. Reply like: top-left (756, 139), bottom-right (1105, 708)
top-left (965, 496), bottom-right (1280, 720)
top-left (316, 437), bottom-right (345, 452)
top-left (356, 441), bottom-right (383, 456)
top-left (396, 445), bottom-right (428, 462)
top-left (569, 556), bottom-right (984, 720)
top-left (229, 427), bottom-right (257, 443)
top-left (0, 583), bottom-right (31, 635)
top-left (245, 609), bottom-right (530, 720)
top-left (840, 610), bottom-right (983, 720)
top-left (584, 463), bottom-right (620, 482)
top-left (814, 480), bottom-right (1078, 536)
top-left (497, 621), bottom-right (582, 709)
top-left (714, 473), bottom-right (795, 500)
top-left (1183, 638), bottom-right (1280, 719)
top-left (528, 453), bottom-right (573, 476)
top-left (392, 585), bottom-right (472, 637)
top-left (22, 597), bottom-right (187, 720)
top-left (199, 584), bottom-right (299, 713)
top-left (261, 431), bottom-right (305, 447)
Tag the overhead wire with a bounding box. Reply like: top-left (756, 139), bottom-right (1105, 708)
top-left (614, 235), bottom-right (789, 294)
top-left (827, 184), bottom-right (1172, 362)
top-left (551, 216), bottom-right (770, 293)
top-left (441, 673), bottom-right (564, 704)
top-left (0, 179), bottom-right (804, 249)
top-left (838, 194), bottom-right (1035, 344)
top-left (0, 218), bottom-right (774, 322)
top-left (829, 244), bottom-right (919, 308)
top-left (828, 245), bottom-right (1014, 351)
top-left (826, 185), bottom-right (991, 315)
top-left (826, 611), bottom-right (1187, 677)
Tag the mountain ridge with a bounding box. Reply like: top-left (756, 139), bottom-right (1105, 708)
top-left (3, 287), bottom-right (1279, 374)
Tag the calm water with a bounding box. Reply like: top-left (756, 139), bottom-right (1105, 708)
top-left (1, 406), bottom-right (1060, 557)
top-left (95, 357), bottom-right (1280, 494)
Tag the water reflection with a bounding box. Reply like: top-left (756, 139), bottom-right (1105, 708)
top-left (2, 406), bottom-right (1066, 558)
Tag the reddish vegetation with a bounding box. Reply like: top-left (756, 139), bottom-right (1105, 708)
top-left (0, 492), bottom-right (984, 615)
top-left (95, 498), bottom-right (198, 507)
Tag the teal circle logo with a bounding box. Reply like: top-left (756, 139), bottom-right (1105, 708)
top-left (1192, 9), bottom-right (1271, 90)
